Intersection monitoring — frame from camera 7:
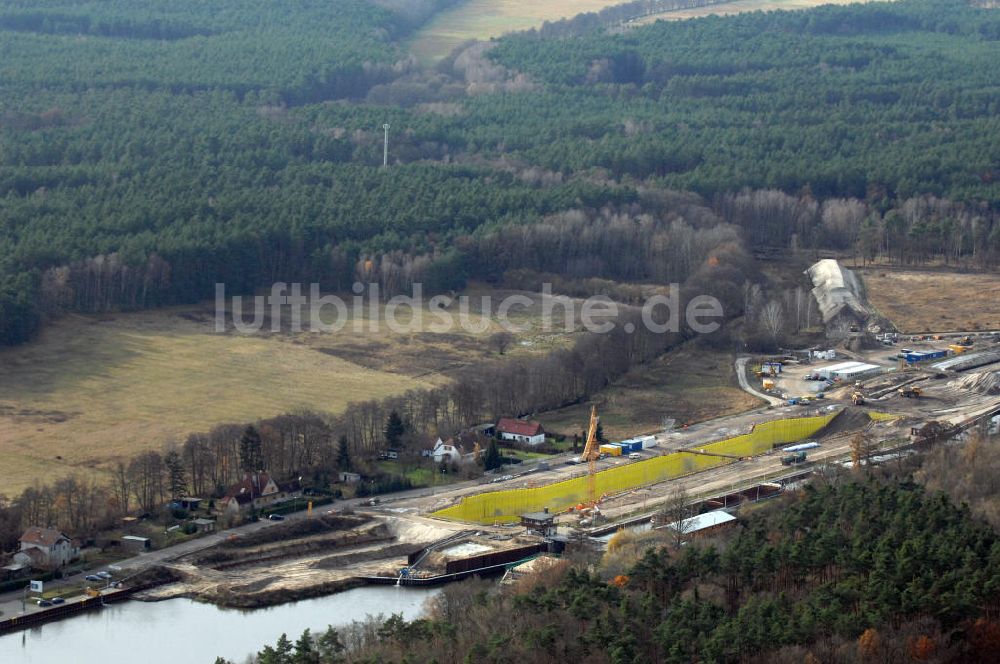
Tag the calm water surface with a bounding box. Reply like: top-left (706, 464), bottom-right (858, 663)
top-left (0, 585), bottom-right (439, 664)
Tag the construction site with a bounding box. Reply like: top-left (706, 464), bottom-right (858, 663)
top-left (9, 258), bottom-right (1000, 619)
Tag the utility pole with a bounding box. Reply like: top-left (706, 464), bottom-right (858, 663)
top-left (382, 123), bottom-right (390, 168)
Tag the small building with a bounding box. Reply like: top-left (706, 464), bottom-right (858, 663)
top-left (122, 535), bottom-right (151, 553)
top-left (816, 361), bottom-right (882, 381)
top-left (1, 562), bottom-right (30, 582)
top-left (470, 423), bottom-right (496, 437)
top-left (337, 471), bottom-right (362, 484)
top-left (176, 497), bottom-right (202, 511)
top-left (497, 418), bottom-right (545, 445)
top-left (430, 438), bottom-right (462, 464)
top-left (663, 510), bottom-right (737, 539)
top-left (833, 362), bottom-right (883, 381)
top-left (192, 518), bottom-right (216, 533)
top-left (521, 508), bottom-right (557, 537)
top-left (14, 527), bottom-right (80, 570)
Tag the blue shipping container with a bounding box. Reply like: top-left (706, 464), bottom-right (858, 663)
top-left (906, 349), bottom-right (947, 363)
top-left (616, 439), bottom-right (642, 453)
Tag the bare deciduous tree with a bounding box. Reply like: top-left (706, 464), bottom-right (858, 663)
top-left (111, 461), bottom-right (131, 516)
top-left (759, 300), bottom-right (787, 346)
top-left (660, 485), bottom-right (694, 550)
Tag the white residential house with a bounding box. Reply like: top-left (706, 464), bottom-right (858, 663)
top-left (14, 527), bottom-right (80, 570)
top-left (431, 438), bottom-right (462, 464)
top-left (497, 418), bottom-right (545, 445)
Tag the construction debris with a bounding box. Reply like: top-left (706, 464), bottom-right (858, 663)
top-left (948, 372), bottom-right (1000, 395)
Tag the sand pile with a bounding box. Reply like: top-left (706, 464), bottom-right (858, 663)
top-left (948, 372), bottom-right (1000, 395)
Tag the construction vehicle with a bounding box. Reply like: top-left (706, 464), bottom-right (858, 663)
top-left (580, 405), bottom-right (602, 509)
top-left (899, 386), bottom-right (923, 398)
top-left (960, 335), bottom-right (974, 346)
top-left (781, 451), bottom-right (807, 466)
top-left (851, 391), bottom-right (865, 405)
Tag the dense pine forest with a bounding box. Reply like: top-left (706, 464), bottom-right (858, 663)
top-left (2, 0), bottom-right (1000, 346)
top-left (235, 477), bottom-right (1000, 663)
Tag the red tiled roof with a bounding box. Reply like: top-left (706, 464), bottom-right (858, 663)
top-left (497, 418), bottom-right (543, 437)
top-left (223, 472), bottom-right (273, 501)
top-left (20, 527), bottom-right (69, 547)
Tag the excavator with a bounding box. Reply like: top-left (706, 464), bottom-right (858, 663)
top-left (899, 386), bottom-right (923, 399)
top-left (852, 391), bottom-right (865, 406)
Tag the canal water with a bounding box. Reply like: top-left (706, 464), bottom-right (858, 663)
top-left (0, 585), bottom-right (439, 664)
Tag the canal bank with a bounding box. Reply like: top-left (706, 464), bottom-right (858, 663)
top-left (0, 585), bottom-right (440, 664)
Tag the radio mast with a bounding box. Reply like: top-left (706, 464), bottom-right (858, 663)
top-left (382, 123), bottom-right (390, 168)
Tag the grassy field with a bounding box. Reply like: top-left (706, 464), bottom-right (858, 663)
top-left (859, 269), bottom-right (1000, 333)
top-left (409, 0), bottom-right (872, 63)
top-left (0, 286), bottom-right (586, 493)
top-left (409, 0), bottom-right (629, 64)
top-left (631, 0), bottom-right (870, 25)
top-left (538, 345), bottom-right (761, 440)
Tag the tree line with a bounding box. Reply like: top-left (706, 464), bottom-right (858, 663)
top-left (716, 189), bottom-right (1000, 267)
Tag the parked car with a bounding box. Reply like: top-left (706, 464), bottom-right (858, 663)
top-left (50, 597), bottom-right (65, 605)
top-left (629, 452), bottom-right (641, 460)
top-left (267, 513), bottom-right (285, 521)
top-left (37, 599), bottom-right (52, 607)
top-left (97, 571), bottom-right (113, 579)
top-left (85, 574), bottom-right (102, 582)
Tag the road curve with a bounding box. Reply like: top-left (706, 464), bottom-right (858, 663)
top-left (735, 356), bottom-right (786, 407)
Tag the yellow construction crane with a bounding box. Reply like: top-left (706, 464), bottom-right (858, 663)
top-left (581, 405), bottom-right (601, 507)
